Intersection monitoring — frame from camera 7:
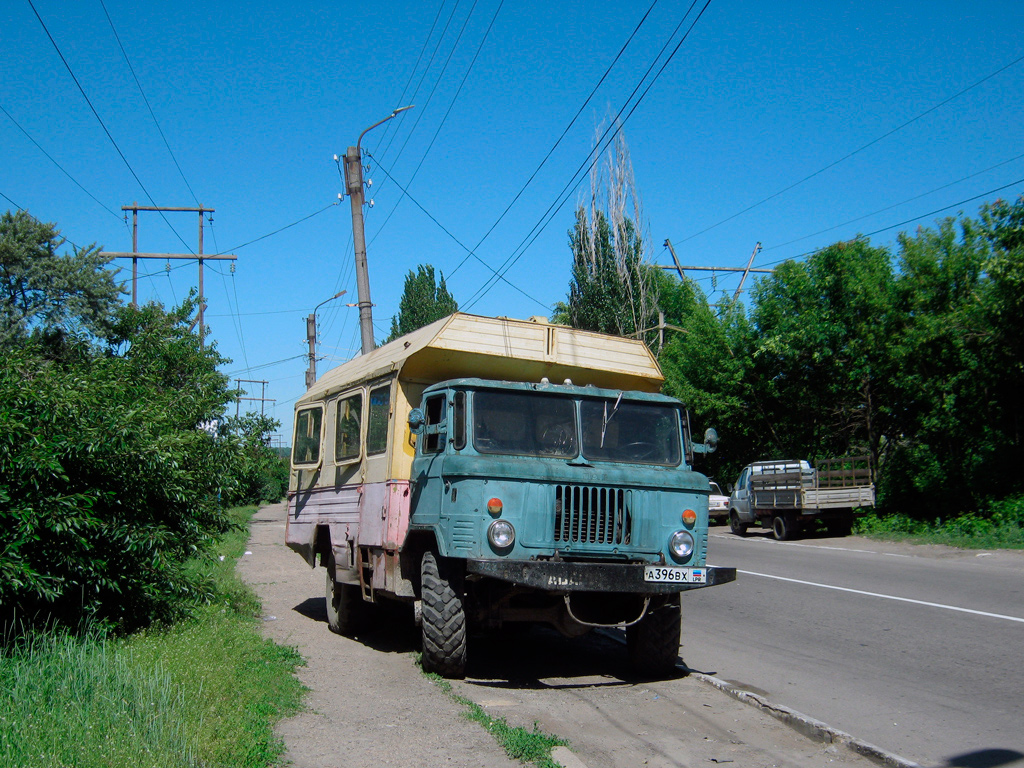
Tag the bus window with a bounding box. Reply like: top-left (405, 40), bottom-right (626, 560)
top-left (367, 385), bottom-right (391, 456)
top-left (334, 392), bottom-right (362, 462)
top-left (292, 406), bottom-right (323, 465)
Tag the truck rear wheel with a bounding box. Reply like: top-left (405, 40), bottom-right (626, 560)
top-left (420, 551), bottom-right (467, 679)
top-left (627, 598), bottom-right (681, 678)
top-left (729, 511), bottom-right (748, 536)
top-left (326, 554), bottom-right (366, 637)
top-left (771, 514), bottom-right (796, 541)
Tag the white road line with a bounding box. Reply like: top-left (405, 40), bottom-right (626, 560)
top-left (738, 570), bottom-right (1024, 624)
top-left (709, 532), bottom-right (912, 557)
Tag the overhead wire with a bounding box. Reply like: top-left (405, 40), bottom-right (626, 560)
top-left (26, 0), bottom-right (197, 254)
top-left (674, 50), bottom-right (1024, 246)
top-left (374, 0), bottom-right (449, 160)
top-left (219, 201), bottom-right (338, 253)
top-left (365, 0), bottom-right (490, 246)
top-left (448, 0), bottom-right (662, 278)
top-left (374, 0), bottom-right (466, 171)
top-left (462, 0), bottom-right (713, 310)
top-left (755, 176), bottom-right (1024, 270)
top-left (762, 152), bottom-right (1024, 253)
top-left (366, 152), bottom-right (549, 310)
top-left (99, 0), bottom-right (201, 208)
top-left (1, 102), bottom-right (127, 227)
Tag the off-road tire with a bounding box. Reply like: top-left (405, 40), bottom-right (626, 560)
top-left (326, 554), bottom-right (365, 637)
top-left (627, 598), bottom-right (681, 678)
top-left (729, 511), bottom-right (748, 536)
top-left (420, 551), bottom-right (467, 678)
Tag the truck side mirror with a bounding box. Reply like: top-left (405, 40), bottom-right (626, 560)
top-left (704, 428), bottom-right (718, 454)
top-left (408, 408), bottom-right (425, 433)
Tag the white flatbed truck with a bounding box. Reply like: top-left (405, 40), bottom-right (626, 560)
top-left (728, 456), bottom-right (875, 540)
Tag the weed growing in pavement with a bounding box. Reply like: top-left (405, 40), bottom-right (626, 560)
top-left (420, 664), bottom-right (569, 768)
top-left (0, 506), bottom-right (306, 768)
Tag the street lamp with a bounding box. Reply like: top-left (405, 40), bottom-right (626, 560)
top-left (305, 290), bottom-right (347, 390)
top-left (342, 105), bottom-right (414, 355)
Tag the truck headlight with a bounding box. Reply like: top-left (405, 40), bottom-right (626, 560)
top-left (670, 530), bottom-right (695, 560)
top-left (488, 520), bottom-right (515, 550)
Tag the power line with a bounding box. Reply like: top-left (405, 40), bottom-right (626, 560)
top-left (758, 178), bottom-right (1024, 269)
top-left (366, 0), bottom-right (491, 245)
top-left (99, 0), bottom-right (200, 207)
top-left (25, 0), bottom-right (193, 253)
top-left (219, 201), bottom-right (338, 253)
top-left (462, 0), bottom-right (713, 310)
top-left (763, 152), bottom-right (1024, 253)
top-left (449, 0), bottom-right (661, 278)
top-left (1, 102), bottom-right (125, 224)
top-left (365, 152), bottom-right (549, 310)
top-left (675, 50), bottom-right (1024, 246)
top-left (374, 0), bottom-right (466, 171)
top-left (374, 0), bottom-right (449, 160)
top-left (0, 191), bottom-right (91, 252)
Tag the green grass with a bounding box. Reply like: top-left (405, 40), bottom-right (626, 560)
top-left (421, 666), bottom-right (569, 768)
top-left (0, 506), bottom-right (306, 768)
top-left (855, 495), bottom-right (1024, 550)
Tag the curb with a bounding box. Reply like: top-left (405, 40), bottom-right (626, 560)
top-left (687, 669), bottom-right (921, 768)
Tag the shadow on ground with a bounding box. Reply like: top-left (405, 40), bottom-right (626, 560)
top-left (292, 594), bottom-right (689, 687)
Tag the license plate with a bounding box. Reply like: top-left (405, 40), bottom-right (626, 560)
top-left (643, 566), bottom-right (706, 584)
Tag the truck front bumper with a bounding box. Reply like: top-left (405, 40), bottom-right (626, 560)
top-left (465, 560), bottom-right (737, 593)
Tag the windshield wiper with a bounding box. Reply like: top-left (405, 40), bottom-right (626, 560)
top-left (600, 392), bottom-right (623, 448)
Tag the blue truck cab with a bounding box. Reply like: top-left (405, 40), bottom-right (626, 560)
top-left (406, 377), bottom-right (734, 676)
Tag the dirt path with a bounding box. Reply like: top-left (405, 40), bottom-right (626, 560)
top-left (238, 502), bottom-right (881, 768)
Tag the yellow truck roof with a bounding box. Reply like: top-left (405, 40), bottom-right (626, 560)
top-left (298, 312), bottom-right (663, 405)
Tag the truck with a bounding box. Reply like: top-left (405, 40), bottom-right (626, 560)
top-left (286, 312), bottom-right (735, 678)
top-left (727, 456), bottom-right (875, 540)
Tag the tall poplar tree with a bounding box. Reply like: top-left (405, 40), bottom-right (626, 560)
top-left (385, 264), bottom-right (458, 342)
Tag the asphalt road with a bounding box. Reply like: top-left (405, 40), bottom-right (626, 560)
top-left (681, 526), bottom-right (1024, 768)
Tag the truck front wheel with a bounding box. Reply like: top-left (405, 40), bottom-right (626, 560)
top-left (420, 551), bottom-right (467, 678)
top-left (729, 511), bottom-right (748, 536)
top-left (627, 597), bottom-right (681, 678)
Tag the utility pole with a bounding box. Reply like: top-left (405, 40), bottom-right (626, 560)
top-left (661, 239), bottom-right (771, 297)
top-left (341, 106), bottom-right (413, 355)
top-left (235, 379), bottom-right (274, 417)
top-left (305, 312), bottom-right (317, 390)
top-left (733, 241), bottom-right (763, 302)
top-left (103, 205), bottom-right (236, 347)
top-left (305, 290), bottom-right (348, 390)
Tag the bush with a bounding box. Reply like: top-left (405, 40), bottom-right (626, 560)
top-left (0, 302), bottom-right (239, 634)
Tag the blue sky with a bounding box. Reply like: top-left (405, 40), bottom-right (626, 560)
top-left (3, 0), bottom-right (1023, 443)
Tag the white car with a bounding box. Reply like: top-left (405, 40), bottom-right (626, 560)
top-left (708, 481), bottom-right (729, 522)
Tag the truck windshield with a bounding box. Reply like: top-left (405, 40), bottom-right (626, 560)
top-left (474, 391), bottom-right (577, 457)
top-left (580, 399), bottom-right (681, 466)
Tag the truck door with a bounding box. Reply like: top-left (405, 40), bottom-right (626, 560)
top-left (733, 467), bottom-right (753, 521)
top-left (410, 392), bottom-right (448, 530)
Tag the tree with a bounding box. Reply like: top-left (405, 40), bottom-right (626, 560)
top-left (748, 239), bottom-right (895, 469)
top-left (883, 210), bottom-right (1017, 516)
top-left (385, 264), bottom-right (457, 343)
top-left (657, 274), bottom-right (757, 482)
top-left (562, 129), bottom-right (658, 340)
top-left (0, 210), bottom-right (123, 345)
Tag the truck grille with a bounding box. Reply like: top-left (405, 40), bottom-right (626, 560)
top-left (554, 485), bottom-right (632, 545)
